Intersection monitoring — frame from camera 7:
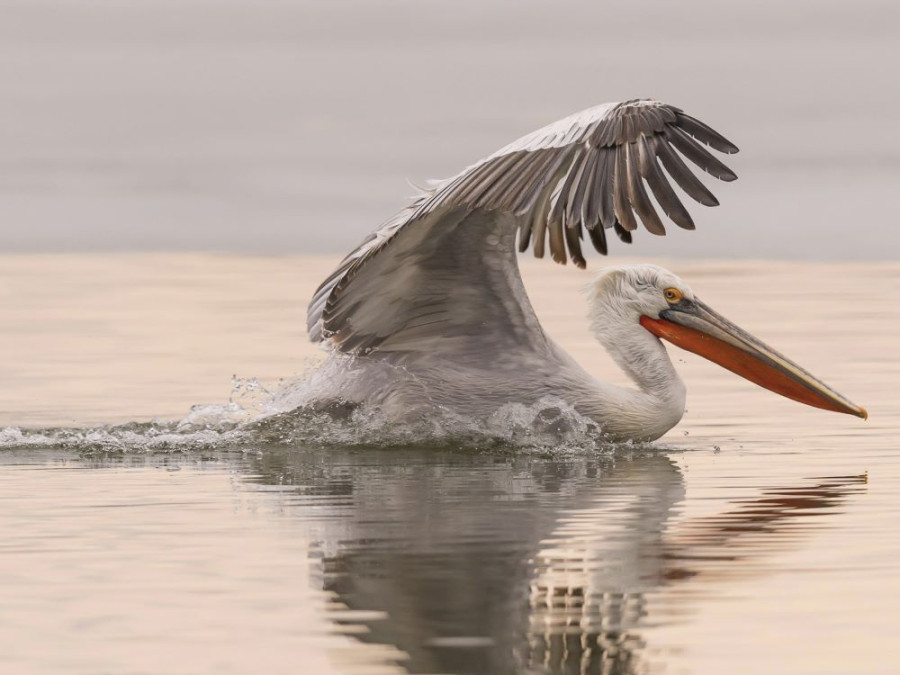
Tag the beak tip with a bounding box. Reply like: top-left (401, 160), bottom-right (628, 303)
top-left (858, 406), bottom-right (869, 421)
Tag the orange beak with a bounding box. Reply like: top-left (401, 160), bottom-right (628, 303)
top-left (640, 298), bottom-right (867, 419)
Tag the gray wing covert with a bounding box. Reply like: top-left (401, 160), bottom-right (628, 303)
top-left (308, 99), bottom-right (738, 355)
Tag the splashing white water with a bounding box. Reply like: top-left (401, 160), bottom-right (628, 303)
top-left (0, 368), bottom-right (627, 454)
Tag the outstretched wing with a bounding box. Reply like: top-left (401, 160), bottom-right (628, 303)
top-left (308, 99), bottom-right (737, 355)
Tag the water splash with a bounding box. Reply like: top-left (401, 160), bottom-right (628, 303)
top-left (0, 418), bottom-right (248, 454)
top-left (0, 372), bottom-right (632, 454)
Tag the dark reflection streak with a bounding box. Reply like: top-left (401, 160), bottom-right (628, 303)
top-left (238, 448), bottom-right (866, 675)
top-left (666, 476), bottom-right (867, 557)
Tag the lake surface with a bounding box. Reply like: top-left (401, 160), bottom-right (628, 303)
top-left (1, 255), bottom-right (899, 674)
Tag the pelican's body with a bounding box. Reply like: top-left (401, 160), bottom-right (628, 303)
top-left (305, 100), bottom-right (865, 441)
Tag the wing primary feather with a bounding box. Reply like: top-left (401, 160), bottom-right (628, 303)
top-left (639, 137), bottom-right (695, 230)
top-left (516, 148), bottom-right (575, 214)
top-left (586, 221), bottom-right (608, 255)
top-left (596, 149), bottom-right (616, 229)
top-left (581, 150), bottom-right (603, 228)
top-left (621, 115), bottom-right (636, 143)
top-left (501, 149), bottom-right (556, 211)
top-left (625, 142), bottom-right (665, 235)
top-left (667, 126), bottom-right (737, 182)
top-left (614, 221), bottom-right (633, 244)
top-left (518, 219), bottom-right (532, 252)
top-left (548, 209), bottom-right (567, 264)
top-left (532, 215), bottom-right (547, 258)
top-left (547, 174), bottom-right (570, 264)
top-left (565, 148), bottom-right (595, 228)
top-left (526, 149), bottom-right (578, 259)
top-left (611, 117), bottom-right (625, 145)
top-left (613, 146), bottom-right (639, 231)
top-left (529, 162), bottom-right (569, 260)
top-left (675, 112), bottom-right (739, 154)
top-left (547, 147), bottom-right (586, 232)
top-left (564, 222), bottom-right (586, 268)
top-left (655, 138), bottom-right (719, 207)
top-left (531, 180), bottom-right (556, 259)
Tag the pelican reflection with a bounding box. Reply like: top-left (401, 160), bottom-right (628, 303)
top-left (242, 448), bottom-right (865, 675)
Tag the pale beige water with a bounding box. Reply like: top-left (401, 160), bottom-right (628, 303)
top-left (1, 255), bottom-right (899, 674)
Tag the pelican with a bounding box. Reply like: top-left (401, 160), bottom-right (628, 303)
top-left (306, 99), bottom-right (866, 441)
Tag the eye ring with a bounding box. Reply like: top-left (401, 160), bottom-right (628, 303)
top-left (664, 287), bottom-right (683, 303)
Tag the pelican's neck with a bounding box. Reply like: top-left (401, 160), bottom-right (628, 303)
top-left (611, 325), bottom-right (684, 398)
top-left (587, 311), bottom-right (686, 441)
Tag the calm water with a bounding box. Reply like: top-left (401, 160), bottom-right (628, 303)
top-left (2, 255), bottom-right (899, 674)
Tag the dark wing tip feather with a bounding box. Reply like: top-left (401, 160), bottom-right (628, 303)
top-left (674, 112), bottom-right (740, 154)
top-left (613, 222), bottom-right (633, 244)
top-left (586, 223), bottom-right (608, 256)
top-left (564, 225), bottom-right (587, 268)
top-left (666, 125), bottom-right (738, 182)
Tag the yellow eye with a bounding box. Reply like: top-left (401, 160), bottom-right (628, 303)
top-left (664, 287), bottom-right (683, 303)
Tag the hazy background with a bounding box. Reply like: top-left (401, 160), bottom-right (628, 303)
top-left (1, 0), bottom-right (898, 259)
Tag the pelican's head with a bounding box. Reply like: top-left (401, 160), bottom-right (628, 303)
top-left (588, 264), bottom-right (867, 419)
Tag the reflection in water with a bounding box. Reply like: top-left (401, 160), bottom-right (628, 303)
top-left (527, 473), bottom-right (867, 675)
top-left (526, 457), bottom-right (681, 675)
top-left (242, 448), bottom-right (865, 675)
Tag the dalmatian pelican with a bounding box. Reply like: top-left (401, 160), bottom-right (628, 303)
top-left (306, 100), bottom-right (866, 441)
